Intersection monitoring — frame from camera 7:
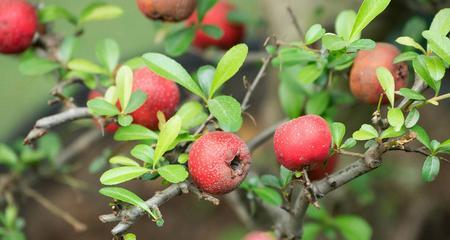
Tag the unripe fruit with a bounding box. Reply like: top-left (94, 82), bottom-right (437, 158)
top-left (0, 0), bottom-right (38, 54)
top-left (186, 1), bottom-right (245, 50)
top-left (308, 154), bottom-right (338, 181)
top-left (131, 67), bottom-right (180, 130)
top-left (88, 91), bottom-right (120, 133)
top-left (188, 131), bottom-right (251, 194)
top-left (243, 231), bottom-right (275, 240)
top-left (273, 115), bottom-right (332, 171)
top-left (136, 0), bottom-right (196, 22)
top-left (350, 42), bottom-right (408, 104)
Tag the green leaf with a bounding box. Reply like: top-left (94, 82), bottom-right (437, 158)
top-left (79, 3), bottom-right (123, 24)
top-left (118, 115), bottom-right (133, 127)
top-left (67, 59), bottom-right (107, 74)
top-left (208, 96), bottom-right (243, 132)
top-left (298, 64), bottom-right (323, 84)
top-left (114, 124), bottom-right (158, 141)
top-left (278, 79), bottom-right (305, 119)
top-left (153, 116), bottom-right (182, 167)
top-left (157, 165), bottom-right (189, 183)
top-left (395, 36), bottom-right (426, 53)
top-left (104, 86), bottom-right (118, 104)
top-left (197, 65), bottom-right (215, 96)
top-left (209, 43), bottom-right (248, 98)
top-left (124, 233), bottom-right (136, 240)
top-left (177, 153), bottom-right (189, 164)
top-left (412, 55), bottom-right (441, 92)
top-left (99, 187), bottom-right (152, 215)
top-left (322, 33), bottom-right (347, 51)
top-left (341, 138), bottom-right (357, 149)
top-left (96, 38), bottom-right (120, 73)
top-left (307, 207), bottom-right (330, 220)
top-left (376, 67), bottom-right (395, 107)
top-left (131, 144), bottom-right (154, 163)
top-left (280, 166), bottom-right (293, 186)
top-left (304, 24), bottom-right (325, 45)
top-left (100, 166), bottom-right (149, 185)
top-left (334, 215), bottom-right (372, 240)
top-left (335, 10), bottom-right (357, 41)
top-left (331, 122), bottom-right (346, 148)
top-left (411, 125), bottom-right (431, 150)
top-left (430, 140), bottom-right (440, 153)
top-left (87, 99), bottom-right (120, 116)
top-left (116, 65), bottom-right (133, 112)
top-left (404, 108), bottom-right (420, 128)
top-left (260, 175), bottom-right (282, 189)
top-left (352, 124), bottom-right (378, 141)
top-left (423, 55), bottom-right (445, 81)
top-left (38, 5), bottom-right (77, 24)
top-left (124, 57), bottom-right (146, 70)
top-left (0, 144), bottom-right (17, 166)
top-left (164, 26), bottom-right (195, 56)
top-left (422, 156), bottom-right (440, 182)
top-left (387, 108), bottom-right (404, 131)
top-left (350, 0), bottom-right (391, 41)
top-left (429, 8), bottom-right (450, 36)
top-left (253, 187), bottom-right (283, 206)
top-left (197, 0), bottom-right (218, 21)
top-left (176, 101), bottom-right (208, 130)
top-left (109, 156), bottom-right (139, 166)
top-left (398, 88), bottom-right (426, 101)
top-left (142, 53), bottom-right (205, 99)
top-left (306, 92), bottom-right (330, 115)
top-left (422, 30), bottom-right (450, 65)
top-left (380, 126), bottom-right (406, 139)
top-left (19, 58), bottom-right (59, 76)
top-left (57, 36), bottom-right (78, 63)
top-left (38, 133), bottom-right (62, 162)
top-left (202, 25), bottom-right (224, 39)
top-left (303, 223), bottom-right (322, 240)
top-left (393, 51), bottom-right (418, 63)
top-left (347, 39), bottom-right (376, 51)
top-left (437, 139), bottom-right (450, 153)
top-left (123, 90), bottom-right (147, 114)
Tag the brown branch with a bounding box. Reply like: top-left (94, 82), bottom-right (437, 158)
top-left (22, 184), bottom-right (87, 232)
top-left (24, 107), bottom-right (91, 144)
top-left (286, 6), bottom-right (304, 39)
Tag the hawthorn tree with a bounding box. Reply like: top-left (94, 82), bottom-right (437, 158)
top-left (0, 0), bottom-right (449, 239)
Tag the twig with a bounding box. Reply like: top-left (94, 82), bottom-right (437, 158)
top-left (55, 129), bottom-right (102, 167)
top-left (247, 119), bottom-right (287, 151)
top-left (24, 107), bottom-right (91, 144)
top-left (22, 184), bottom-right (87, 232)
top-left (286, 6), bottom-right (304, 39)
top-left (338, 149), bottom-right (365, 158)
top-left (224, 192), bottom-right (256, 229)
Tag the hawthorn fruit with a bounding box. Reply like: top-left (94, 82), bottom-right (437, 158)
top-left (308, 153), bottom-right (338, 181)
top-left (136, 0), bottom-right (196, 22)
top-left (243, 231), bottom-right (275, 240)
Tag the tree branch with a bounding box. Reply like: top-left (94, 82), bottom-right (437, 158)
top-left (24, 107), bottom-right (91, 144)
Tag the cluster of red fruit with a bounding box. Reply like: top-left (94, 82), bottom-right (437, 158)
top-left (136, 0), bottom-right (244, 50)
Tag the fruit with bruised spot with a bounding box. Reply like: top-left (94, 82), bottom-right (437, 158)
top-left (88, 91), bottom-right (120, 133)
top-left (136, 0), bottom-right (196, 22)
top-left (308, 153), bottom-right (338, 181)
top-left (131, 67), bottom-right (180, 130)
top-left (186, 1), bottom-right (245, 50)
top-left (188, 131), bottom-right (251, 194)
top-left (0, 0), bottom-right (38, 54)
top-left (243, 231), bottom-right (276, 240)
top-left (273, 115), bottom-right (332, 171)
top-left (350, 42), bottom-right (408, 104)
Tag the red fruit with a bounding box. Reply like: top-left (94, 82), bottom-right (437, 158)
top-left (136, 0), bottom-right (196, 22)
top-left (273, 115), bottom-right (332, 171)
top-left (0, 0), bottom-right (37, 54)
top-left (186, 1), bottom-right (245, 49)
top-left (131, 67), bottom-right (180, 130)
top-left (350, 42), bottom-right (408, 104)
top-left (308, 154), bottom-right (338, 181)
top-left (188, 131), bottom-right (251, 194)
top-left (243, 231), bottom-right (275, 240)
top-left (88, 91), bottom-right (119, 133)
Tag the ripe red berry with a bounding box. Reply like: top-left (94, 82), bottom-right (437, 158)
top-left (0, 0), bottom-right (38, 54)
top-left (131, 67), bottom-right (180, 130)
top-left (350, 42), bottom-right (408, 104)
top-left (273, 115), bottom-right (332, 171)
top-left (88, 91), bottom-right (120, 133)
top-left (188, 131), bottom-right (251, 194)
top-left (308, 153), bottom-right (338, 181)
top-left (136, 0), bottom-right (196, 22)
top-left (243, 231), bottom-right (275, 240)
top-left (186, 1), bottom-right (245, 50)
